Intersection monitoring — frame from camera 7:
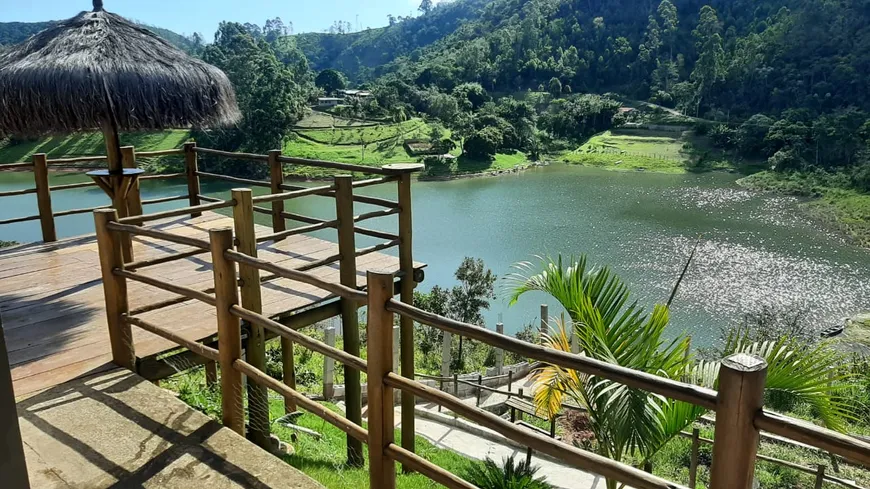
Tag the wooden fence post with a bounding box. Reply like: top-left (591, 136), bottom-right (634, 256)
top-left (689, 427), bottom-right (700, 488)
top-left (441, 331), bottom-right (452, 378)
top-left (540, 304), bottom-right (548, 339)
top-left (121, 146), bottom-right (142, 217)
top-left (507, 371), bottom-right (513, 395)
top-left (183, 142), bottom-right (201, 216)
top-left (366, 270), bottom-right (396, 489)
top-left (709, 353), bottom-right (767, 489)
top-left (814, 465), bottom-right (826, 489)
top-left (453, 373), bottom-right (459, 397)
top-left (32, 153), bottom-right (56, 242)
top-left (93, 209), bottom-right (135, 370)
top-left (268, 150), bottom-right (286, 237)
top-left (396, 170), bottom-right (416, 458)
top-left (323, 326), bottom-right (336, 399)
top-left (334, 174), bottom-right (363, 467)
top-left (231, 188), bottom-right (270, 449)
top-left (0, 314), bottom-right (31, 489)
top-left (495, 323), bottom-right (504, 375)
top-left (476, 374), bottom-right (483, 407)
top-left (209, 227), bottom-right (244, 436)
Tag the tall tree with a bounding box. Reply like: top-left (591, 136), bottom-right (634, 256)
top-left (448, 258), bottom-right (496, 368)
top-left (419, 0), bottom-right (433, 14)
top-left (315, 69), bottom-right (347, 94)
top-left (690, 5), bottom-right (725, 116)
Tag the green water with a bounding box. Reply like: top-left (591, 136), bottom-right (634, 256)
top-left (2, 164), bottom-right (868, 346)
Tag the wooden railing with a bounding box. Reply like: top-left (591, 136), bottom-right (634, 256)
top-left (85, 184), bottom-right (870, 489)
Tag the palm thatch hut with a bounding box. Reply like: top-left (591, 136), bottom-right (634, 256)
top-left (0, 0), bottom-right (240, 175)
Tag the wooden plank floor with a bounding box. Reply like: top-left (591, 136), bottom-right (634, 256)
top-left (0, 211), bottom-right (421, 398)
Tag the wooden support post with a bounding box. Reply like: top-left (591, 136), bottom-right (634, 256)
top-left (438, 379), bottom-right (443, 412)
top-left (32, 153), bottom-right (56, 242)
top-left (268, 150), bottom-right (286, 237)
top-left (396, 171), bottom-right (416, 458)
top-left (517, 388), bottom-right (524, 421)
top-left (453, 373), bottom-right (459, 397)
top-left (689, 427), bottom-right (700, 488)
top-left (814, 465), bottom-right (825, 489)
top-left (282, 338), bottom-right (297, 413)
top-left (366, 270), bottom-right (396, 489)
top-left (323, 327), bottom-right (336, 400)
top-left (0, 315), bottom-right (31, 489)
top-left (205, 360), bottom-right (217, 388)
top-left (540, 304), bottom-right (548, 339)
top-left (184, 142), bottom-right (201, 217)
top-left (231, 188), bottom-right (270, 449)
top-left (476, 374), bottom-right (483, 407)
top-left (209, 227), bottom-right (244, 436)
top-left (335, 175), bottom-right (363, 467)
top-left (550, 418), bottom-right (557, 438)
top-left (526, 447), bottom-right (533, 466)
top-left (94, 209), bottom-right (135, 370)
top-left (441, 331), bottom-right (452, 378)
top-left (710, 353), bottom-right (767, 489)
top-left (121, 146), bottom-right (142, 217)
top-left (105, 142), bottom-right (133, 263)
top-left (507, 371), bottom-right (513, 395)
top-left (495, 323), bottom-right (504, 375)
top-left (393, 326), bottom-right (401, 404)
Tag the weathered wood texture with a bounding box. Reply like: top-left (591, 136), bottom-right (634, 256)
top-left (0, 211), bottom-right (423, 399)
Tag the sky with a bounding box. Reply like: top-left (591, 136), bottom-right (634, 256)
top-left (0, 0), bottom-right (441, 38)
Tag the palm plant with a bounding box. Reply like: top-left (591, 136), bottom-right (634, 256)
top-left (506, 255), bottom-right (856, 489)
top-left (462, 456), bottom-right (554, 489)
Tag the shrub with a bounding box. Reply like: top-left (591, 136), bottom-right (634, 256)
top-left (462, 456), bottom-right (554, 489)
top-left (464, 126), bottom-right (503, 159)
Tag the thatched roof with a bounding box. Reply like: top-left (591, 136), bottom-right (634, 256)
top-left (0, 1), bottom-right (241, 137)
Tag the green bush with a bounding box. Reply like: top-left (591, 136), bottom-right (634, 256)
top-left (462, 456), bottom-right (554, 489)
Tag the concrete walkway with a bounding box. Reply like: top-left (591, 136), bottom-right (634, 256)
top-left (18, 368), bottom-right (324, 489)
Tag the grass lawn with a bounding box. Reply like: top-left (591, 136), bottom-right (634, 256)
top-left (0, 130), bottom-right (190, 163)
top-left (295, 119), bottom-right (424, 145)
top-left (293, 111), bottom-right (373, 129)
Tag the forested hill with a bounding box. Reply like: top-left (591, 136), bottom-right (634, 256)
top-left (298, 0), bottom-right (870, 120)
top-left (0, 20), bottom-right (195, 52)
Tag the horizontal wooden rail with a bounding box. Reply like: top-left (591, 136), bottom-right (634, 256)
top-left (197, 194), bottom-right (222, 203)
top-left (114, 269), bottom-right (217, 306)
top-left (355, 227), bottom-right (399, 241)
top-left (136, 149), bottom-right (184, 157)
top-left (0, 161), bottom-right (33, 170)
top-left (141, 195), bottom-right (188, 205)
top-left (233, 358), bottom-right (368, 442)
top-left (129, 295), bottom-right (198, 316)
top-left (353, 195), bottom-right (399, 209)
top-left (355, 240), bottom-right (400, 258)
top-left (0, 214), bottom-right (40, 225)
top-left (354, 207), bottom-right (400, 223)
top-left (251, 184), bottom-right (335, 204)
top-left (139, 172), bottom-right (185, 180)
top-left (196, 171), bottom-right (272, 188)
top-left (49, 181), bottom-right (98, 191)
top-left (193, 147), bottom-right (270, 161)
top-left (124, 315), bottom-right (219, 362)
top-left (352, 176), bottom-right (399, 188)
top-left (230, 305), bottom-right (368, 373)
top-left (0, 187), bottom-right (37, 197)
top-left (280, 212), bottom-right (325, 225)
top-left (385, 373), bottom-right (688, 489)
top-left (755, 411), bottom-right (870, 467)
top-left (53, 204), bottom-right (111, 218)
top-left (386, 300), bottom-right (718, 410)
top-left (47, 155), bottom-right (107, 165)
top-left (295, 253), bottom-right (341, 272)
top-left (256, 220), bottom-right (338, 243)
top-left (125, 248), bottom-right (209, 271)
top-left (116, 199), bottom-right (235, 225)
top-left (106, 222), bottom-right (211, 250)
top-left (279, 155), bottom-right (395, 176)
top-left (252, 205), bottom-right (272, 215)
top-left (384, 444), bottom-right (478, 489)
top-left (222, 249), bottom-right (367, 303)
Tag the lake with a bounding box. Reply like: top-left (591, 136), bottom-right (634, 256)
top-left (2, 164), bottom-right (868, 346)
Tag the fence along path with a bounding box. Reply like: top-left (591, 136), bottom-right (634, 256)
top-left (91, 193), bottom-right (870, 489)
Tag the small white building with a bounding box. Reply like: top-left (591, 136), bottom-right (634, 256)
top-left (338, 89), bottom-right (372, 100)
top-left (317, 97), bottom-right (343, 107)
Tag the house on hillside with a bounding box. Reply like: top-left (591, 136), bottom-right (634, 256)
top-left (338, 89), bottom-right (372, 100)
top-left (317, 97), bottom-right (343, 108)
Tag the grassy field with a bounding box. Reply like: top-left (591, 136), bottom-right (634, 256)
top-left (555, 128), bottom-right (745, 174)
top-left (0, 130), bottom-right (190, 163)
top-left (295, 119), bottom-right (424, 145)
top-left (293, 110), bottom-right (373, 129)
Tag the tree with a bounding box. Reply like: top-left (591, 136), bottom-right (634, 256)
top-left (453, 83), bottom-right (489, 110)
top-left (449, 258), bottom-right (496, 368)
top-left (387, 14), bottom-right (396, 27)
top-left (414, 286), bottom-right (451, 358)
top-left (690, 6), bottom-right (725, 115)
top-left (507, 256), bottom-right (856, 489)
top-left (547, 77), bottom-right (562, 98)
top-left (315, 69), bottom-right (347, 95)
top-left (419, 0), bottom-right (433, 14)
top-left (464, 127), bottom-right (502, 160)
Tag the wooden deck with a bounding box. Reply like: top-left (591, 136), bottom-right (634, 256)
top-left (1, 211), bottom-right (420, 398)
